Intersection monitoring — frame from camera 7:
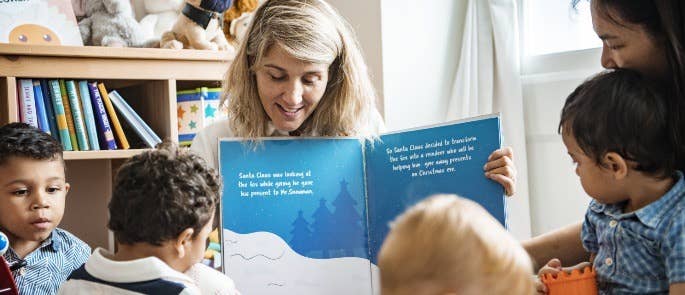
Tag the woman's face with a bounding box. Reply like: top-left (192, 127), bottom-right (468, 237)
top-left (591, 5), bottom-right (669, 79)
top-left (255, 43), bottom-right (330, 132)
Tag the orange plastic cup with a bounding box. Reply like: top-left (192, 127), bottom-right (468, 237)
top-left (540, 266), bottom-right (598, 295)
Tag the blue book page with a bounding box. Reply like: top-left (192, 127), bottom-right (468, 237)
top-left (365, 114), bottom-right (505, 264)
top-left (219, 138), bottom-right (373, 295)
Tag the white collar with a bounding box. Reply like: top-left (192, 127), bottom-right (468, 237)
top-left (86, 247), bottom-right (197, 288)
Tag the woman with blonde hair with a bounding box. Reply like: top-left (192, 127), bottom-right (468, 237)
top-left (378, 194), bottom-right (535, 295)
top-left (191, 0), bottom-right (516, 195)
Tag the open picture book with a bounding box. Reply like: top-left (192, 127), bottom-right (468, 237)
top-left (218, 113), bottom-right (507, 294)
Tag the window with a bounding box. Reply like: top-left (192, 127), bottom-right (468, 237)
top-left (523, 0), bottom-right (601, 56)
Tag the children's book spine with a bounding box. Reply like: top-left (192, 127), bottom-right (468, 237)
top-left (108, 90), bottom-right (161, 148)
top-left (87, 82), bottom-right (117, 150)
top-left (59, 80), bottom-right (79, 151)
top-left (65, 80), bottom-right (90, 151)
top-left (97, 83), bottom-right (129, 150)
top-left (78, 81), bottom-right (100, 151)
top-left (32, 80), bottom-right (50, 134)
top-left (48, 80), bottom-right (73, 151)
top-left (18, 79), bottom-right (38, 128)
top-left (40, 79), bottom-right (60, 141)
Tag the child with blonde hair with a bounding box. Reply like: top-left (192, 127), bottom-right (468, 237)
top-left (378, 194), bottom-right (534, 295)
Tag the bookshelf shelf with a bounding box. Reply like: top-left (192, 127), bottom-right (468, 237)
top-left (64, 149), bottom-right (149, 160)
top-left (0, 44), bottom-right (231, 249)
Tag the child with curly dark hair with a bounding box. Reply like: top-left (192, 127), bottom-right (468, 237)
top-left (58, 141), bottom-right (240, 294)
top-left (0, 122), bottom-right (91, 295)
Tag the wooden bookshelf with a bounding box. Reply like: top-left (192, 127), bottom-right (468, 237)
top-left (0, 44), bottom-right (232, 250)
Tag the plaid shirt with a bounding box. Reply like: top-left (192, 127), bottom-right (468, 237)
top-left (2, 228), bottom-right (90, 295)
top-left (582, 171), bottom-right (685, 294)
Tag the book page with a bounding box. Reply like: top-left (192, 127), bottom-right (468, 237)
top-left (365, 114), bottom-right (506, 265)
top-left (219, 138), bottom-right (372, 295)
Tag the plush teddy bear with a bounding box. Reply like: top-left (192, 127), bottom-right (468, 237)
top-left (222, 0), bottom-right (259, 45)
top-left (138, 0), bottom-right (184, 39)
top-left (160, 0), bottom-right (232, 51)
top-left (78, 0), bottom-right (156, 47)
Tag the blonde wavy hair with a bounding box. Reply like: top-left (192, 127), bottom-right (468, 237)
top-left (223, 0), bottom-right (381, 139)
top-left (378, 194), bottom-right (534, 295)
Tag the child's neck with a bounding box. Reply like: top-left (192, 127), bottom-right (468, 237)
top-left (623, 173), bottom-right (675, 213)
top-left (8, 239), bottom-right (41, 259)
top-left (111, 243), bottom-right (187, 273)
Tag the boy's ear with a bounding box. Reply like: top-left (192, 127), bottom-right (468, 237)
top-left (603, 152), bottom-right (628, 179)
top-left (174, 228), bottom-right (195, 258)
top-left (64, 183), bottom-right (70, 194)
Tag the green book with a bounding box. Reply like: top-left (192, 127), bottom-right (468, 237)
top-left (65, 80), bottom-right (89, 150)
top-left (48, 80), bottom-right (72, 151)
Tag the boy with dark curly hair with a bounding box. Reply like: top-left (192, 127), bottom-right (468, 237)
top-left (59, 141), bottom-right (239, 294)
top-left (0, 123), bottom-right (91, 294)
top-left (537, 69), bottom-right (685, 294)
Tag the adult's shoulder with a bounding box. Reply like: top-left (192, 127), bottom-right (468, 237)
top-left (190, 120), bottom-right (234, 170)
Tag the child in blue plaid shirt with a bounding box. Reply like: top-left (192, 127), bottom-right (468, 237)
top-left (537, 69), bottom-right (685, 294)
top-left (0, 123), bottom-right (91, 295)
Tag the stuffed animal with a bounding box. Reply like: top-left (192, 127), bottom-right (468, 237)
top-left (222, 0), bottom-right (259, 45)
top-left (78, 0), bottom-right (156, 47)
top-left (138, 0), bottom-right (184, 39)
top-left (160, 0), bottom-right (232, 51)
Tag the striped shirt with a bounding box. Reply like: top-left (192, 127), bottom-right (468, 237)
top-left (582, 171), bottom-right (685, 294)
top-left (2, 228), bottom-right (90, 295)
top-left (58, 248), bottom-right (200, 295)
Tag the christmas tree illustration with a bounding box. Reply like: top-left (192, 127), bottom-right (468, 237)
top-left (330, 179), bottom-right (364, 256)
top-left (290, 210), bottom-right (312, 256)
top-left (310, 198), bottom-right (334, 258)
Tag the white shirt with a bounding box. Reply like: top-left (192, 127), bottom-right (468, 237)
top-left (58, 248), bottom-right (199, 295)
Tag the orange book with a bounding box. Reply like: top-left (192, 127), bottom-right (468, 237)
top-left (541, 266), bottom-right (598, 295)
top-left (59, 80), bottom-right (79, 151)
top-left (97, 83), bottom-right (129, 150)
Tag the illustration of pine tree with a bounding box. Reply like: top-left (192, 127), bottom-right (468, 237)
top-left (331, 179), bottom-right (364, 256)
top-left (290, 210), bottom-right (312, 256)
top-left (311, 198), bottom-right (334, 258)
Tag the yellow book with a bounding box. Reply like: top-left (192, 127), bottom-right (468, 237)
top-left (97, 83), bottom-right (129, 150)
top-left (59, 80), bottom-right (79, 151)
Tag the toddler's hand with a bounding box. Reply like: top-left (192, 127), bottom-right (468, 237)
top-left (536, 258), bottom-right (563, 294)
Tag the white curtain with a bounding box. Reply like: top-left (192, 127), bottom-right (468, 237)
top-left (447, 0), bottom-right (532, 239)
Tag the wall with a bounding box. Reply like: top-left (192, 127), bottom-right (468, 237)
top-left (380, 0), bottom-right (465, 131)
top-left (522, 48), bottom-right (603, 235)
top-left (326, 0), bottom-right (385, 115)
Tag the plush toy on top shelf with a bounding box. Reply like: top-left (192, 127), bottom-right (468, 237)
top-left (160, 0), bottom-right (232, 51)
top-left (222, 0), bottom-right (259, 47)
top-left (138, 0), bottom-right (184, 39)
top-left (78, 0), bottom-right (157, 47)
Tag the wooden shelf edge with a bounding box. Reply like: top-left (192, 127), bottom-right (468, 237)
top-left (64, 149), bottom-right (149, 160)
top-left (0, 44), bottom-right (233, 62)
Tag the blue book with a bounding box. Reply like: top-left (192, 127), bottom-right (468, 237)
top-left (39, 79), bottom-right (59, 140)
top-left (64, 80), bottom-right (89, 151)
top-left (32, 80), bottom-right (50, 134)
top-left (77, 81), bottom-right (100, 150)
top-left (218, 114), bottom-right (505, 294)
top-left (87, 82), bottom-right (117, 150)
top-left (48, 80), bottom-right (72, 151)
top-left (108, 90), bottom-right (161, 148)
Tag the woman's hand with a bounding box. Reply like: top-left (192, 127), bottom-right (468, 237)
top-left (484, 146), bottom-right (516, 196)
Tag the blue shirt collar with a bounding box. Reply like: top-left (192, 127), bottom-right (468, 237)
top-left (3, 230), bottom-right (61, 260)
top-left (590, 171), bottom-right (684, 228)
top-left (634, 171), bottom-right (685, 228)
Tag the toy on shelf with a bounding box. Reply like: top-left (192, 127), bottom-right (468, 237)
top-left (138, 0), bottom-right (184, 39)
top-left (160, 0), bottom-right (232, 51)
top-left (177, 87), bottom-right (226, 146)
top-left (202, 228), bottom-right (221, 269)
top-left (222, 0), bottom-right (260, 47)
top-left (540, 266), bottom-right (598, 295)
top-left (78, 0), bottom-right (157, 47)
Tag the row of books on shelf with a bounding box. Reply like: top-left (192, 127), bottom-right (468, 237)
top-left (17, 79), bottom-right (161, 151)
